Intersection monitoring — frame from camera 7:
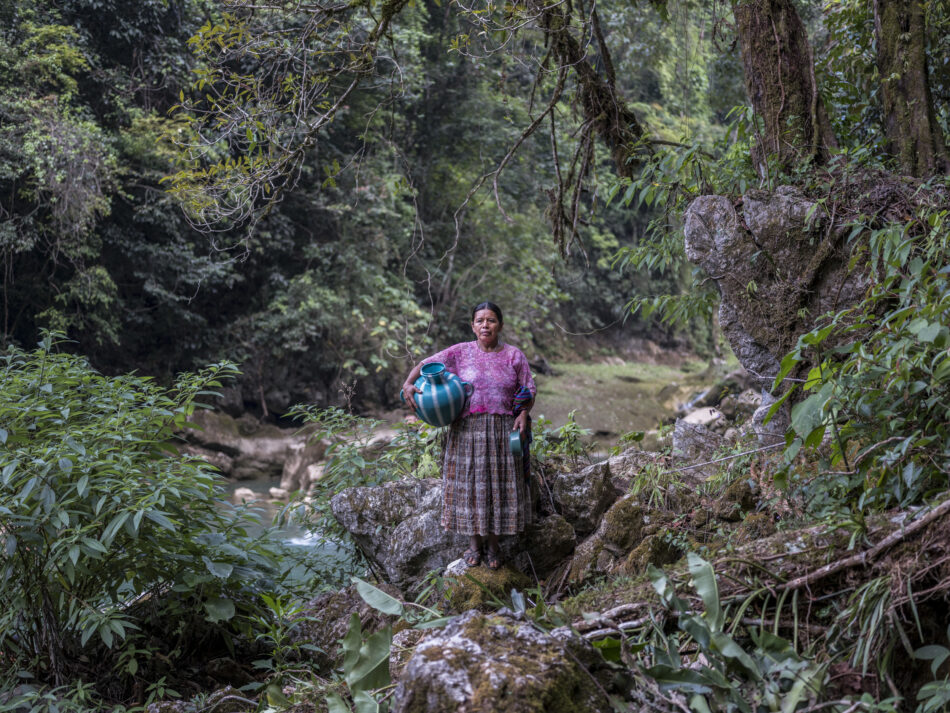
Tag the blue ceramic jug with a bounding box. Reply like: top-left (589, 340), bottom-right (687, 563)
top-left (403, 363), bottom-right (473, 427)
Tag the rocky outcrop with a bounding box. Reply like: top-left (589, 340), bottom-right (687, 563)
top-left (331, 469), bottom-right (617, 592)
top-left (567, 494), bottom-right (682, 585)
top-left (391, 611), bottom-right (616, 713)
top-left (606, 448), bottom-right (666, 492)
top-left (684, 186), bottom-right (867, 443)
top-left (330, 479), bottom-right (465, 593)
top-left (183, 411), bottom-right (307, 481)
top-left (551, 462), bottom-right (617, 537)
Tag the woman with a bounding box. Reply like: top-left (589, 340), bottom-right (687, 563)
top-left (401, 302), bottom-right (536, 570)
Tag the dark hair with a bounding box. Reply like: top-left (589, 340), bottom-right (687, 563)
top-left (471, 301), bottom-right (504, 325)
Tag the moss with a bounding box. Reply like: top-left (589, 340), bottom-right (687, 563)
top-left (601, 498), bottom-right (645, 552)
top-left (737, 512), bottom-right (776, 541)
top-left (622, 533), bottom-right (681, 575)
top-left (712, 479), bottom-right (756, 522)
top-left (444, 567), bottom-right (532, 612)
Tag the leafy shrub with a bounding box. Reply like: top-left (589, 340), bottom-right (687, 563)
top-left (0, 335), bottom-right (285, 700)
top-left (769, 202), bottom-right (950, 515)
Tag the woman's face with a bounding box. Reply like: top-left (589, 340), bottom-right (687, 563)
top-left (472, 308), bottom-right (502, 348)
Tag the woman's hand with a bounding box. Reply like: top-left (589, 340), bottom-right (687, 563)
top-left (402, 382), bottom-right (419, 410)
top-left (514, 410), bottom-right (529, 438)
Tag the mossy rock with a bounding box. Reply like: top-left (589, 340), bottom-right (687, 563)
top-left (736, 511), bottom-right (777, 541)
top-left (601, 496), bottom-right (645, 552)
top-left (566, 533), bottom-right (615, 586)
top-left (621, 533), bottom-right (682, 576)
top-left (711, 479), bottom-right (756, 522)
top-left (444, 565), bottom-right (532, 612)
top-left (391, 611), bottom-right (615, 713)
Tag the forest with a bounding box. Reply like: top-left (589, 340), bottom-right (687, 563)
top-left (1, 0), bottom-right (950, 711)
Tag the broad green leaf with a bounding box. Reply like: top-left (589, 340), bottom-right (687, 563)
top-left (687, 554), bottom-right (722, 632)
top-left (353, 689), bottom-right (384, 713)
top-left (342, 613), bottom-right (363, 672)
top-left (790, 388), bottom-right (830, 439)
top-left (202, 556), bottom-right (233, 579)
top-left (325, 692), bottom-right (350, 713)
top-left (710, 631), bottom-right (761, 679)
top-left (345, 626), bottom-right (393, 695)
top-left (643, 665), bottom-right (715, 693)
top-left (145, 510), bottom-right (177, 531)
top-left (1, 459), bottom-right (17, 484)
top-left (204, 597), bottom-right (235, 623)
top-left (353, 576), bottom-right (404, 616)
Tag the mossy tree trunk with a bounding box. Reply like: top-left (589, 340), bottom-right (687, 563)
top-left (873, 0), bottom-right (950, 177)
top-left (731, 0), bottom-right (837, 174)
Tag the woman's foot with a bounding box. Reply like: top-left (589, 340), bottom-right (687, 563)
top-left (462, 547), bottom-right (482, 567)
top-left (485, 549), bottom-right (503, 570)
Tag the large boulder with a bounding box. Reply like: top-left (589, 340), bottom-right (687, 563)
top-left (331, 479), bottom-right (465, 593)
top-left (332, 480), bottom-right (578, 593)
top-left (567, 494), bottom-right (654, 585)
top-left (551, 462), bottom-right (617, 537)
top-left (391, 611), bottom-right (616, 713)
top-left (683, 187), bottom-right (867, 443)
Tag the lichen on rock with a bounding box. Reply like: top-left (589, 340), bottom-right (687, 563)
top-left (391, 611), bottom-right (615, 713)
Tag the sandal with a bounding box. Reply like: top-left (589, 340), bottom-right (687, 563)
top-left (462, 548), bottom-right (482, 567)
top-left (485, 550), bottom-right (503, 571)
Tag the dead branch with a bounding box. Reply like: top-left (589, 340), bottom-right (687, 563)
top-left (782, 496), bottom-right (950, 591)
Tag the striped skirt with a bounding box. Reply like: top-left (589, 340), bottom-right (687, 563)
top-left (441, 413), bottom-right (531, 536)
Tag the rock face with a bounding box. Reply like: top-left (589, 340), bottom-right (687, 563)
top-left (391, 611), bottom-right (615, 713)
top-left (512, 514), bottom-right (576, 575)
top-left (331, 478), bottom-right (465, 593)
top-left (672, 419), bottom-right (725, 469)
top-left (183, 410), bottom-right (306, 481)
top-left (567, 494), bottom-right (682, 585)
top-left (331, 479), bottom-right (581, 592)
top-left (683, 186), bottom-right (867, 443)
top-left (551, 462), bottom-right (617, 537)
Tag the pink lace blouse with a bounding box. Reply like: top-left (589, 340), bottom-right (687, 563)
top-left (422, 342), bottom-right (536, 419)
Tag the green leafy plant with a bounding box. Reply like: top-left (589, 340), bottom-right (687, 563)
top-left (766, 203), bottom-right (950, 516)
top-left (643, 554), bottom-right (828, 712)
top-left (531, 411), bottom-right (593, 467)
top-left (0, 334), bottom-right (283, 699)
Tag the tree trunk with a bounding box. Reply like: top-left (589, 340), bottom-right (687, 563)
top-left (732, 0), bottom-right (836, 174)
top-left (873, 0), bottom-right (950, 177)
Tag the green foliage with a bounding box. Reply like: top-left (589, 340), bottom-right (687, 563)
top-left (530, 411), bottom-right (593, 468)
top-left (768, 200), bottom-right (950, 515)
top-left (643, 554), bottom-right (829, 712)
top-left (0, 334), bottom-right (283, 697)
